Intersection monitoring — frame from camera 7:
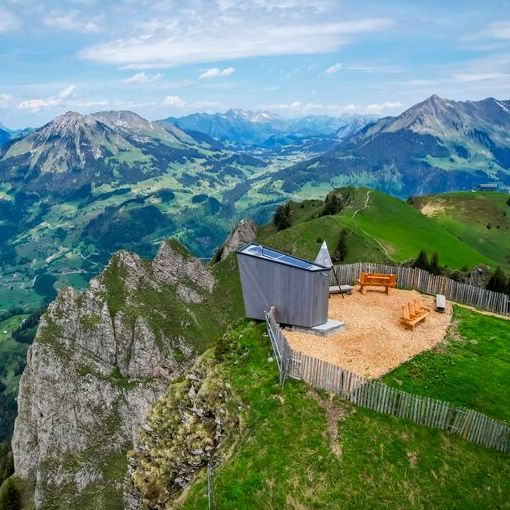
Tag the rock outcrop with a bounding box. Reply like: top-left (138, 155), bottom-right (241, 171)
top-left (11, 240), bottom-right (231, 509)
top-left (126, 350), bottom-right (242, 509)
top-left (217, 219), bottom-right (257, 262)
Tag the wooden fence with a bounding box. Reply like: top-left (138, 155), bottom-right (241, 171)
top-left (332, 262), bottom-right (509, 316)
top-left (265, 308), bottom-right (510, 453)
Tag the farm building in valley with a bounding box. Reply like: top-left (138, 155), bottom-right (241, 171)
top-left (236, 243), bottom-right (331, 328)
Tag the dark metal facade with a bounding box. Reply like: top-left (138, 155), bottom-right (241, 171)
top-left (236, 244), bottom-right (331, 327)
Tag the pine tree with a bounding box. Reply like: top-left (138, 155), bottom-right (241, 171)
top-left (273, 203), bottom-right (291, 231)
top-left (486, 266), bottom-right (508, 294)
top-left (320, 192), bottom-right (344, 216)
top-left (414, 250), bottom-right (429, 270)
top-left (333, 228), bottom-right (349, 262)
top-left (429, 252), bottom-right (441, 275)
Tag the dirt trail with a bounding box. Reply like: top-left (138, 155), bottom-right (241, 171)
top-left (352, 189), bottom-right (371, 219)
top-left (351, 190), bottom-right (395, 262)
top-left (309, 388), bottom-right (346, 458)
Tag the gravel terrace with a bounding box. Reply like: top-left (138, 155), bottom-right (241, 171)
top-left (284, 286), bottom-right (452, 378)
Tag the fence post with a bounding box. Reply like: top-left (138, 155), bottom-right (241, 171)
top-left (279, 340), bottom-right (288, 386)
top-left (207, 463), bottom-right (215, 510)
top-left (265, 307), bottom-right (288, 386)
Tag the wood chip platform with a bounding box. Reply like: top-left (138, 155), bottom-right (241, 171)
top-left (284, 286), bottom-right (452, 378)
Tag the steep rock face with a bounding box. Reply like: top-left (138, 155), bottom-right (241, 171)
top-left (152, 239), bottom-right (215, 303)
top-left (126, 350), bottom-right (242, 509)
top-left (219, 219), bottom-right (257, 261)
top-left (12, 241), bottom-right (223, 509)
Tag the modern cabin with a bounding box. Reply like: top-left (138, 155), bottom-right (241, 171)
top-left (236, 243), bottom-right (331, 327)
top-left (478, 183), bottom-right (499, 191)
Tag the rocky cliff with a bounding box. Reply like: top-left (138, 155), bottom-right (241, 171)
top-left (11, 225), bottom-right (254, 509)
top-left (218, 219), bottom-right (257, 261)
top-left (126, 347), bottom-right (242, 509)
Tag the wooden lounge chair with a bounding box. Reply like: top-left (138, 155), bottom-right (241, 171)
top-left (401, 299), bottom-right (430, 330)
top-left (414, 298), bottom-right (431, 315)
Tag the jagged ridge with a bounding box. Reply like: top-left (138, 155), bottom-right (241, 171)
top-left (11, 222), bottom-right (254, 509)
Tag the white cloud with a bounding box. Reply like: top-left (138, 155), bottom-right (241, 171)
top-left (16, 85), bottom-right (108, 112)
top-left (0, 8), bottom-right (20, 33)
top-left (162, 95), bottom-right (186, 107)
top-left (364, 101), bottom-right (403, 113)
top-left (80, 15), bottom-right (394, 68)
top-left (484, 20), bottom-right (510, 40)
top-left (188, 100), bottom-right (224, 111)
top-left (160, 97), bottom-right (225, 112)
top-left (71, 99), bottom-right (109, 108)
top-left (123, 72), bottom-right (163, 85)
top-left (17, 98), bottom-right (58, 111)
top-left (345, 64), bottom-right (404, 74)
top-left (325, 63), bottom-right (342, 74)
top-left (199, 67), bottom-right (235, 79)
top-left (263, 100), bottom-right (402, 116)
top-left (58, 85), bottom-right (76, 99)
top-left (0, 94), bottom-right (12, 108)
top-left (44, 10), bottom-right (100, 33)
top-left (452, 72), bottom-right (510, 82)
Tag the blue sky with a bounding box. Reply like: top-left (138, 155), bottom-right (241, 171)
top-left (1, 0), bottom-right (510, 128)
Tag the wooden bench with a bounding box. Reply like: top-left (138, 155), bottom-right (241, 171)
top-left (401, 299), bottom-right (431, 330)
top-left (329, 284), bottom-right (354, 295)
top-left (357, 272), bottom-right (397, 295)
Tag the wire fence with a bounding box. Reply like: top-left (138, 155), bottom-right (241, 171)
top-left (332, 262), bottom-right (509, 316)
top-left (265, 307), bottom-right (510, 453)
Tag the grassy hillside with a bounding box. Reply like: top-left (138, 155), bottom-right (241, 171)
top-left (258, 188), bottom-right (508, 271)
top-left (411, 192), bottom-right (510, 271)
top-left (384, 306), bottom-right (510, 422)
top-left (172, 321), bottom-right (510, 509)
top-left (2, 187), bottom-right (507, 314)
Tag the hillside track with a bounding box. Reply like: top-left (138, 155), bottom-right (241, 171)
top-left (351, 190), bottom-right (395, 262)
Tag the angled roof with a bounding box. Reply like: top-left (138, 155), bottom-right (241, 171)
top-left (237, 243), bottom-right (330, 272)
top-left (314, 241), bottom-right (333, 268)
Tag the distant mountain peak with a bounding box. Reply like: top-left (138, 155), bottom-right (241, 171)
top-left (40, 110), bottom-right (105, 138)
top-left (163, 109), bottom-right (375, 146)
top-left (428, 93), bottom-right (444, 102)
top-left (62, 110), bottom-right (83, 117)
top-left (224, 108), bottom-right (279, 123)
top-left (0, 107), bottom-right (224, 194)
top-left (92, 110), bottom-right (154, 131)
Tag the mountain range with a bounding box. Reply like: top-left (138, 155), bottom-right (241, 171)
top-left (0, 95), bottom-right (509, 314)
top-left (0, 110), bottom-right (223, 195)
top-left (275, 95), bottom-right (510, 196)
top-left (162, 108), bottom-right (376, 147)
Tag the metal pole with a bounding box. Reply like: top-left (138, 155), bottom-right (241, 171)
top-left (333, 266), bottom-right (344, 299)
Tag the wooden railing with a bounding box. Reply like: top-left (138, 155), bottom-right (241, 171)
top-left (265, 308), bottom-right (510, 453)
top-left (332, 262), bottom-right (509, 316)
